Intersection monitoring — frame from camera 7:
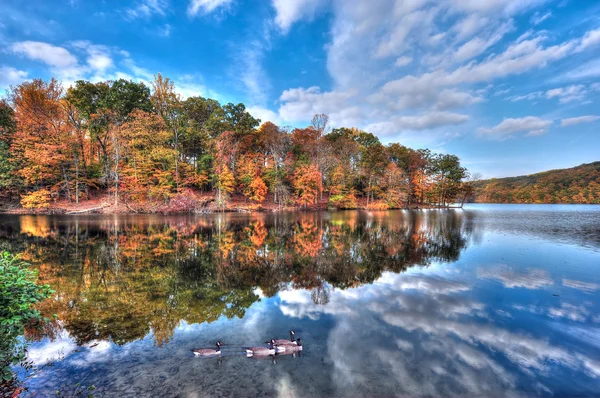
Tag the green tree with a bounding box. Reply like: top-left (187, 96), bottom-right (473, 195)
top-left (0, 252), bottom-right (53, 382)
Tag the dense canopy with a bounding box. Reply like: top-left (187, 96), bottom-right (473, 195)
top-left (0, 75), bottom-right (472, 211)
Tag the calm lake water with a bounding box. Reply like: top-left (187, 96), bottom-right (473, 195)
top-left (1, 205), bottom-right (600, 397)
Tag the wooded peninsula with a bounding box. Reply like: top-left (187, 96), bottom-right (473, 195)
top-left (0, 75), bottom-right (475, 214)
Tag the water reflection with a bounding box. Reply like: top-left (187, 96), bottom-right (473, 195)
top-left (0, 207), bottom-right (599, 396)
top-left (0, 211), bottom-right (473, 348)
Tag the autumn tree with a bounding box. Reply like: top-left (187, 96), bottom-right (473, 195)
top-left (10, 79), bottom-right (74, 206)
top-left (214, 165), bottom-right (235, 210)
top-left (292, 163), bottom-right (322, 208)
top-left (120, 110), bottom-right (177, 203)
top-left (151, 74), bottom-right (185, 188)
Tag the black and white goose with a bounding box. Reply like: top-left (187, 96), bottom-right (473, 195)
top-left (192, 341), bottom-right (223, 357)
top-left (272, 330), bottom-right (298, 346)
top-left (246, 339), bottom-right (276, 357)
top-left (274, 338), bottom-right (302, 353)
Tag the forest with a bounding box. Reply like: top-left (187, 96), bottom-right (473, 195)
top-left (0, 75), bottom-right (472, 213)
top-left (473, 161), bottom-right (600, 204)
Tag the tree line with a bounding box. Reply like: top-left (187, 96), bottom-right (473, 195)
top-left (0, 74), bottom-right (473, 211)
top-left (473, 161), bottom-right (600, 204)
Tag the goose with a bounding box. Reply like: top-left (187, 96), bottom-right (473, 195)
top-left (192, 341), bottom-right (222, 357)
top-left (275, 338), bottom-right (302, 353)
top-left (246, 339), bottom-right (276, 357)
top-left (272, 330), bottom-right (298, 346)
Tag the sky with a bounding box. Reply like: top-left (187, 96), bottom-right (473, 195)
top-left (1, 0), bottom-right (599, 178)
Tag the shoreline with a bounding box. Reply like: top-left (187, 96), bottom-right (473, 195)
top-left (2, 200), bottom-right (595, 216)
top-left (0, 193), bottom-right (467, 215)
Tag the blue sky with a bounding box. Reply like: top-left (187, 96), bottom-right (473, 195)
top-left (1, 0), bottom-right (600, 178)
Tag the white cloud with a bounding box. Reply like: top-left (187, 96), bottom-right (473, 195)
top-left (450, 20), bottom-right (514, 63)
top-left (452, 14), bottom-right (490, 41)
top-left (545, 84), bottom-right (586, 103)
top-left (71, 41), bottom-right (113, 72)
top-left (560, 116), bottom-right (600, 127)
top-left (271, 0), bottom-right (323, 33)
top-left (548, 303), bottom-right (590, 322)
top-left (0, 66), bottom-right (28, 88)
top-left (434, 89), bottom-right (484, 110)
top-left (575, 28), bottom-right (600, 53)
top-left (510, 84), bottom-right (590, 104)
top-left (278, 270), bottom-right (600, 395)
top-left (278, 86), bottom-right (360, 126)
top-left (247, 106), bottom-right (282, 125)
top-left (449, 0), bottom-right (548, 16)
top-left (188, 0), bottom-right (232, 17)
top-left (174, 75), bottom-right (215, 99)
top-left (478, 265), bottom-right (554, 288)
top-left (159, 24), bottom-right (172, 37)
top-left (510, 91), bottom-right (543, 102)
top-left (238, 39), bottom-right (271, 106)
top-left (562, 58), bottom-right (600, 81)
top-left (262, 1), bottom-right (600, 144)
top-left (125, 0), bottom-right (167, 19)
top-left (11, 41), bottom-right (78, 68)
top-left (478, 117), bottom-right (553, 139)
top-left (367, 112), bottom-right (469, 134)
top-left (394, 56), bottom-right (412, 67)
top-left (530, 11), bottom-right (551, 25)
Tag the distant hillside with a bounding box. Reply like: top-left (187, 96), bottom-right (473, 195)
top-left (473, 162), bottom-right (600, 204)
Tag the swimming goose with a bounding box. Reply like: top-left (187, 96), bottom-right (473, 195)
top-left (246, 339), bottom-right (276, 356)
top-left (272, 330), bottom-right (298, 346)
top-left (192, 341), bottom-right (222, 356)
top-left (275, 338), bottom-right (302, 353)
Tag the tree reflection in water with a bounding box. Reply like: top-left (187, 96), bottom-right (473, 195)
top-left (0, 211), bottom-right (475, 347)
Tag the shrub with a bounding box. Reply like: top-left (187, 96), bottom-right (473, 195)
top-left (329, 193), bottom-right (358, 209)
top-left (20, 189), bottom-right (52, 209)
top-left (0, 252), bottom-right (53, 382)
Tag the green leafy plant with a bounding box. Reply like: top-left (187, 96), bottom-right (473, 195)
top-left (0, 252), bottom-right (53, 382)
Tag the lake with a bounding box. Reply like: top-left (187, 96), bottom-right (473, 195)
top-left (1, 205), bottom-right (600, 397)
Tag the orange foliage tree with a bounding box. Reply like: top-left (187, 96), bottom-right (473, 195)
top-left (292, 163), bottom-right (322, 208)
top-left (10, 79), bottom-right (73, 202)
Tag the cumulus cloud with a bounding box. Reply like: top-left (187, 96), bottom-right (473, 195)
top-left (560, 115), bottom-right (600, 127)
top-left (278, 86), bottom-right (361, 126)
top-left (247, 106), bottom-right (282, 125)
top-left (545, 84), bottom-right (587, 103)
top-left (262, 0), bottom-right (600, 143)
top-left (11, 41), bottom-right (78, 68)
top-left (367, 112), bottom-right (469, 134)
top-left (278, 270), bottom-right (600, 395)
top-left (271, 0), bottom-right (323, 33)
top-left (478, 117), bottom-right (553, 139)
top-left (188, 0), bottom-right (232, 16)
top-left (71, 41), bottom-right (113, 72)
